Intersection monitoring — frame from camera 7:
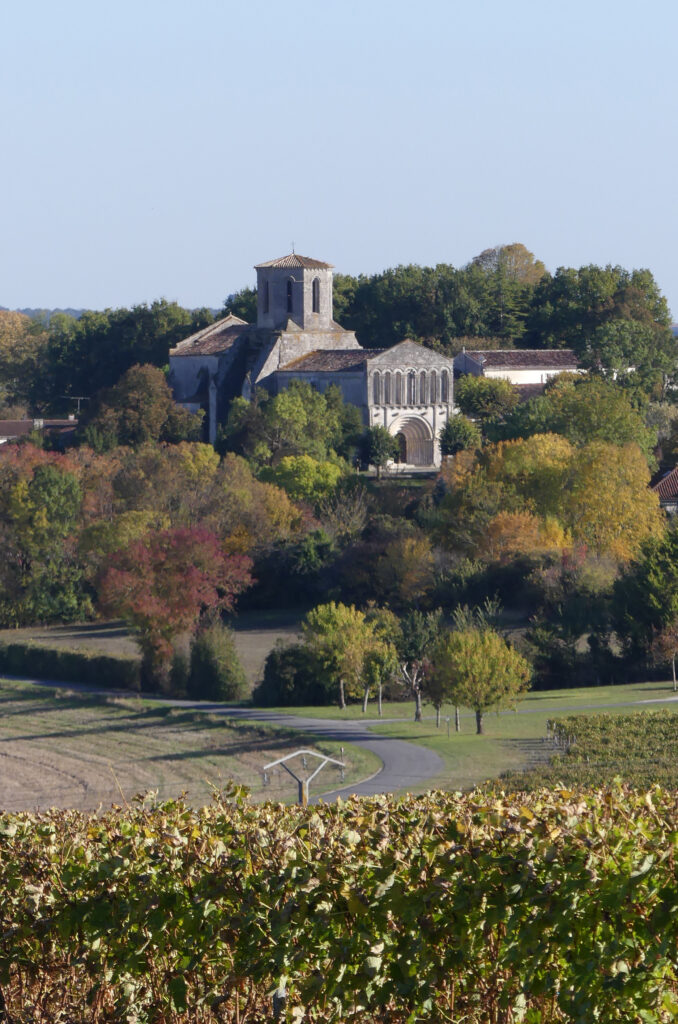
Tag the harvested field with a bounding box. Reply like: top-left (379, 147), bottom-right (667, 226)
top-left (0, 679), bottom-right (377, 811)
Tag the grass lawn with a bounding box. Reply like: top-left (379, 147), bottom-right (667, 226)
top-left (266, 680), bottom-right (678, 791)
top-left (0, 679), bottom-right (379, 812)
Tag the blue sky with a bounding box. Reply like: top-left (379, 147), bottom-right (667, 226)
top-left (2, 0), bottom-right (677, 319)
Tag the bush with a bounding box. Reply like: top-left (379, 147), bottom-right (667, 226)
top-left (253, 641), bottom-right (335, 706)
top-left (0, 641), bottom-right (140, 690)
top-left (186, 624), bottom-right (248, 702)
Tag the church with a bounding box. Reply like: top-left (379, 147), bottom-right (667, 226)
top-left (169, 253), bottom-right (457, 467)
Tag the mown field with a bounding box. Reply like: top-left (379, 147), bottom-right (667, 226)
top-left (0, 680), bottom-right (377, 811)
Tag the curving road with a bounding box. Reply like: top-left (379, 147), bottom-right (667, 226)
top-left (179, 706), bottom-right (445, 800)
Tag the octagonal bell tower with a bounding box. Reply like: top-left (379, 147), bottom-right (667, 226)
top-left (255, 253), bottom-right (334, 330)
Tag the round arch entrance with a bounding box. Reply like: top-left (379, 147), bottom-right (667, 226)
top-left (391, 416), bottom-right (434, 467)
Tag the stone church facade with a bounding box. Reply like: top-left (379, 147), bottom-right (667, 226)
top-left (169, 254), bottom-right (456, 467)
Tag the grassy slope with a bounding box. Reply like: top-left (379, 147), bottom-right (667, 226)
top-left (267, 681), bottom-right (678, 791)
top-left (0, 679), bottom-right (379, 811)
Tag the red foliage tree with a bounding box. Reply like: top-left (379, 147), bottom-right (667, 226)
top-left (97, 527), bottom-right (253, 686)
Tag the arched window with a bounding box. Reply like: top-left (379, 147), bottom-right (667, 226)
top-left (430, 370), bottom-right (438, 403)
top-left (420, 371), bottom-right (427, 405)
top-left (372, 371), bottom-right (381, 405)
top-left (395, 372), bottom-right (403, 405)
top-left (407, 371), bottom-right (416, 405)
top-left (441, 369), bottom-right (450, 403)
top-left (287, 278), bottom-right (294, 314)
top-left (383, 371), bottom-right (391, 405)
top-left (312, 277), bottom-right (320, 313)
top-left (263, 281), bottom-right (269, 315)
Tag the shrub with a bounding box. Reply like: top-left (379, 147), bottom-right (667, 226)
top-left (186, 624), bottom-right (248, 702)
top-left (253, 641), bottom-right (334, 706)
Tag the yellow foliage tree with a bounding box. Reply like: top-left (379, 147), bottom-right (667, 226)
top-left (479, 511), bottom-right (571, 563)
top-left (562, 441), bottom-right (665, 560)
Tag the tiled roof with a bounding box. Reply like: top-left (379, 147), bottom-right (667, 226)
top-left (254, 254), bottom-right (333, 270)
top-left (652, 466), bottom-right (678, 502)
top-left (279, 349), bottom-right (385, 373)
top-left (170, 314), bottom-right (249, 357)
top-left (464, 349), bottom-right (579, 369)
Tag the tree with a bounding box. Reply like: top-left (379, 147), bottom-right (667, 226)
top-left (455, 375), bottom-right (519, 422)
top-left (375, 533), bottom-right (435, 608)
top-left (84, 364), bottom-right (203, 449)
top-left (397, 608), bottom-right (444, 721)
top-left (302, 602), bottom-right (373, 709)
top-left (429, 627), bottom-right (531, 734)
top-left (612, 523), bottom-right (678, 659)
top-left (562, 441), bottom-right (664, 560)
top-left (438, 415), bottom-right (482, 456)
top-left (650, 621), bottom-right (678, 692)
top-left (187, 623), bottom-right (249, 701)
top-left (97, 527), bottom-right (253, 689)
top-left (259, 455), bottom-right (344, 505)
top-left (363, 426), bottom-right (399, 477)
top-left (301, 601), bottom-right (396, 710)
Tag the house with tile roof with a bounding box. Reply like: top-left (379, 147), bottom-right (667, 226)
top-left (453, 347), bottom-right (582, 399)
top-left (169, 254), bottom-right (456, 467)
top-left (652, 466), bottom-right (678, 513)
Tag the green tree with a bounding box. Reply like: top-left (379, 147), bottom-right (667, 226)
top-left (302, 601), bottom-right (380, 709)
top-left (429, 627), bottom-right (531, 734)
top-left (363, 426), bottom-right (398, 477)
top-left (455, 375), bottom-right (519, 422)
top-left (612, 524), bottom-right (678, 660)
top-left (438, 415), bottom-right (482, 456)
top-left (187, 623), bottom-right (249, 701)
top-left (259, 455), bottom-right (344, 505)
top-left (397, 608), bottom-right (444, 721)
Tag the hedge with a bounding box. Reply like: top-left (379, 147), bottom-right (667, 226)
top-left (0, 640), bottom-right (141, 691)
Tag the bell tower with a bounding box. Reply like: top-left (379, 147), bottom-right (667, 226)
top-left (254, 253), bottom-right (334, 330)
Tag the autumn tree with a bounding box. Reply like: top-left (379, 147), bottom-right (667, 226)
top-left (84, 364), bottom-right (203, 450)
top-left (97, 527), bottom-right (253, 689)
top-left (0, 311), bottom-right (48, 413)
top-left (375, 533), bottom-right (435, 608)
top-left (651, 622), bottom-right (678, 692)
top-left (429, 627), bottom-right (531, 734)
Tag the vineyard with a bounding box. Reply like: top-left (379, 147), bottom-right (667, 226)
top-left (501, 709), bottom-right (678, 792)
top-left (2, 785), bottom-right (678, 1022)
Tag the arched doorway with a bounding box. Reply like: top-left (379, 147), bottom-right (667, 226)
top-left (390, 416), bottom-right (434, 466)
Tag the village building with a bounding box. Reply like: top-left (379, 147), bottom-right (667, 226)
top-left (169, 254), bottom-right (457, 467)
top-left (453, 348), bottom-right (581, 400)
top-left (652, 466), bottom-right (678, 514)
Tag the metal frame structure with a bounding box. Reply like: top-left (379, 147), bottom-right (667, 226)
top-left (262, 749), bottom-right (345, 806)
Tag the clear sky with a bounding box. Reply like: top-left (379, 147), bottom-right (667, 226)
top-left (2, 0), bottom-right (677, 318)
